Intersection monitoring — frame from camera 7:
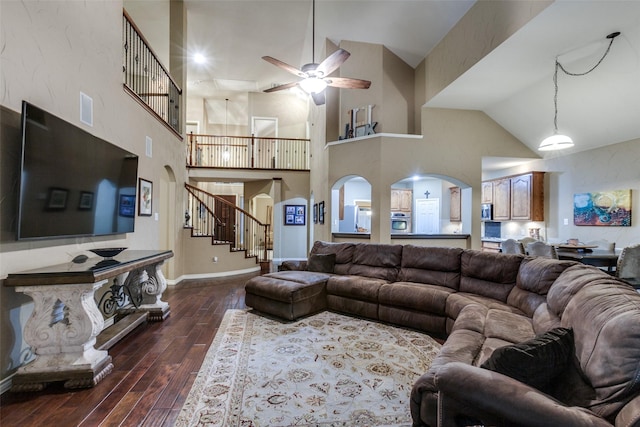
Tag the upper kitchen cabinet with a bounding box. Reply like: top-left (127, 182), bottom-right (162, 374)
top-left (450, 187), bottom-right (461, 222)
top-left (481, 181), bottom-right (493, 204)
top-left (511, 172), bottom-right (544, 221)
top-left (391, 189), bottom-right (412, 212)
top-left (492, 178), bottom-right (511, 221)
top-left (483, 172), bottom-right (544, 221)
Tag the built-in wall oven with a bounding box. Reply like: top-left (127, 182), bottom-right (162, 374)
top-left (391, 212), bottom-right (410, 233)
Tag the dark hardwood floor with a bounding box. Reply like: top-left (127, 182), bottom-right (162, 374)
top-left (0, 272), bottom-right (256, 427)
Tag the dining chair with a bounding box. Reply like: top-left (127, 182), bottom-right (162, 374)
top-left (501, 239), bottom-right (525, 255)
top-left (526, 241), bottom-right (559, 259)
top-left (616, 244), bottom-right (640, 288)
top-left (519, 237), bottom-right (537, 247)
top-left (586, 239), bottom-right (616, 252)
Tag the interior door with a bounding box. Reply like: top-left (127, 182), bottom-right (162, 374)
top-left (252, 117), bottom-right (278, 167)
top-left (415, 198), bottom-right (440, 234)
top-left (215, 195), bottom-right (236, 244)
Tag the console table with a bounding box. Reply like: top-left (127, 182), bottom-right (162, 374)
top-left (4, 250), bottom-right (173, 392)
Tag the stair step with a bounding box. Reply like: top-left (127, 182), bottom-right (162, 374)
top-left (96, 312), bottom-right (148, 351)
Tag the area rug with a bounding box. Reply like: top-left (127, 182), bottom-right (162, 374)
top-left (175, 309), bottom-right (441, 427)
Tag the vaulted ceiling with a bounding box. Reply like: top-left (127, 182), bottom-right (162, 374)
top-left (127, 1), bottom-right (640, 160)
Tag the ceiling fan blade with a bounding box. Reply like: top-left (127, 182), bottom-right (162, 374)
top-left (316, 49), bottom-right (350, 77)
top-left (262, 56), bottom-right (306, 77)
top-left (326, 77), bottom-right (371, 89)
top-left (310, 91), bottom-right (325, 106)
top-left (264, 81), bottom-right (299, 93)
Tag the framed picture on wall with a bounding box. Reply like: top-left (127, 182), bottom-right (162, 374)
top-left (284, 204), bottom-right (305, 225)
top-left (138, 178), bottom-right (153, 216)
top-left (313, 203), bottom-right (318, 223)
top-left (319, 201), bottom-right (325, 224)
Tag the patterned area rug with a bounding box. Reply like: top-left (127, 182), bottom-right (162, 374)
top-left (176, 309), bottom-right (441, 427)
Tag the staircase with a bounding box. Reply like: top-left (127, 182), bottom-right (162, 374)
top-left (184, 184), bottom-right (271, 273)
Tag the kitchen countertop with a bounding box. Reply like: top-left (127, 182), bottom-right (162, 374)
top-left (332, 233), bottom-right (470, 240)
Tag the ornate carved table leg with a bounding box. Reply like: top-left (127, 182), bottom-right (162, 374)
top-left (121, 260), bottom-right (170, 321)
top-left (11, 281), bottom-right (113, 391)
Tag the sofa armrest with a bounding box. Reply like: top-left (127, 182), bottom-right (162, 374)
top-left (435, 362), bottom-right (612, 427)
top-left (616, 393), bottom-right (640, 427)
top-left (278, 260), bottom-right (307, 271)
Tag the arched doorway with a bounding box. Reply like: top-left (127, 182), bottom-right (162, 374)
top-left (160, 165), bottom-right (177, 279)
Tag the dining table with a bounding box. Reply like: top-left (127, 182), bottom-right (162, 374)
top-left (555, 246), bottom-right (619, 273)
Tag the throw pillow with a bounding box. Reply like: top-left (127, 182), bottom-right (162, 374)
top-left (306, 253), bottom-right (336, 273)
top-left (480, 327), bottom-right (574, 392)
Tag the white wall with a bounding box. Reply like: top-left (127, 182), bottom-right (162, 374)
top-left (0, 1), bottom-right (186, 385)
top-left (492, 138), bottom-right (640, 248)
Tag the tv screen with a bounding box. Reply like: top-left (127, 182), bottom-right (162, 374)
top-left (18, 101), bottom-right (139, 240)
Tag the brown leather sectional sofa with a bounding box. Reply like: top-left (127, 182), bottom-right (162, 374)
top-left (244, 241), bottom-right (640, 427)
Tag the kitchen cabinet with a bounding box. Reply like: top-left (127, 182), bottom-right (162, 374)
top-left (481, 240), bottom-right (502, 253)
top-left (449, 187), bottom-right (461, 222)
top-left (492, 178), bottom-right (511, 221)
top-left (391, 189), bottom-right (412, 212)
top-left (482, 172), bottom-right (544, 221)
top-left (511, 172), bottom-right (544, 221)
top-left (481, 181), bottom-right (493, 204)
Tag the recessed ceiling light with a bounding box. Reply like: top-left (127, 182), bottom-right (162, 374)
top-left (194, 53), bottom-right (207, 64)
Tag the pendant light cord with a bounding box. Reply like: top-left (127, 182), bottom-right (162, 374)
top-left (552, 32), bottom-right (620, 133)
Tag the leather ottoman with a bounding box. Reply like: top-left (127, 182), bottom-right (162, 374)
top-left (244, 270), bottom-right (330, 320)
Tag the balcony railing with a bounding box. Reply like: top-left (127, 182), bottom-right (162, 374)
top-left (122, 10), bottom-right (182, 135)
top-left (187, 133), bottom-right (310, 170)
top-left (185, 184), bottom-right (271, 262)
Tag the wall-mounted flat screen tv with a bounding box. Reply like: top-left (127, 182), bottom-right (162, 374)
top-left (18, 101), bottom-right (139, 240)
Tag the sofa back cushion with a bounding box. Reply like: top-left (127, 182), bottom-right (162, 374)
top-left (557, 280), bottom-right (640, 418)
top-left (310, 241), bottom-right (355, 275)
top-left (397, 245), bottom-right (463, 290)
top-left (459, 250), bottom-right (522, 302)
top-left (507, 257), bottom-right (577, 317)
top-left (546, 265), bottom-right (611, 318)
top-left (348, 243), bottom-right (403, 281)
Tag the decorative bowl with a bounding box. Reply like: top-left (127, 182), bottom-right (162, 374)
top-left (89, 247), bottom-right (127, 258)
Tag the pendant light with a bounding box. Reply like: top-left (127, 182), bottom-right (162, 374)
top-left (539, 31), bottom-right (620, 151)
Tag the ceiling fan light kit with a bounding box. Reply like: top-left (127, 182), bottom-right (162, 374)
top-left (299, 77), bottom-right (328, 94)
top-left (539, 31), bottom-right (620, 151)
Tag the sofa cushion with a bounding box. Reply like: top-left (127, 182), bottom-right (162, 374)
top-left (459, 250), bottom-right (522, 302)
top-left (306, 253), bottom-right (336, 273)
top-left (310, 241), bottom-right (355, 275)
top-left (326, 275), bottom-right (387, 303)
top-left (546, 264), bottom-right (611, 317)
top-left (348, 243), bottom-right (403, 281)
top-left (397, 245), bottom-right (463, 290)
top-left (379, 282), bottom-right (455, 315)
top-left (508, 257), bottom-right (577, 317)
top-left (483, 309), bottom-right (535, 345)
top-left (558, 280), bottom-right (640, 418)
top-left (446, 292), bottom-right (525, 321)
top-left (481, 327), bottom-right (574, 392)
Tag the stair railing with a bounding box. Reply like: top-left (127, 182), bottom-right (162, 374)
top-left (187, 133), bottom-right (310, 170)
top-left (185, 184), bottom-right (271, 262)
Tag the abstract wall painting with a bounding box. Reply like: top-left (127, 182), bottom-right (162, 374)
top-left (573, 189), bottom-right (631, 226)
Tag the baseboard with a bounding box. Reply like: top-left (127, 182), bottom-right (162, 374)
top-left (167, 266), bottom-right (261, 286)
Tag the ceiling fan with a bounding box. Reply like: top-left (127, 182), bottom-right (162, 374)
top-left (262, 0), bottom-right (371, 106)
